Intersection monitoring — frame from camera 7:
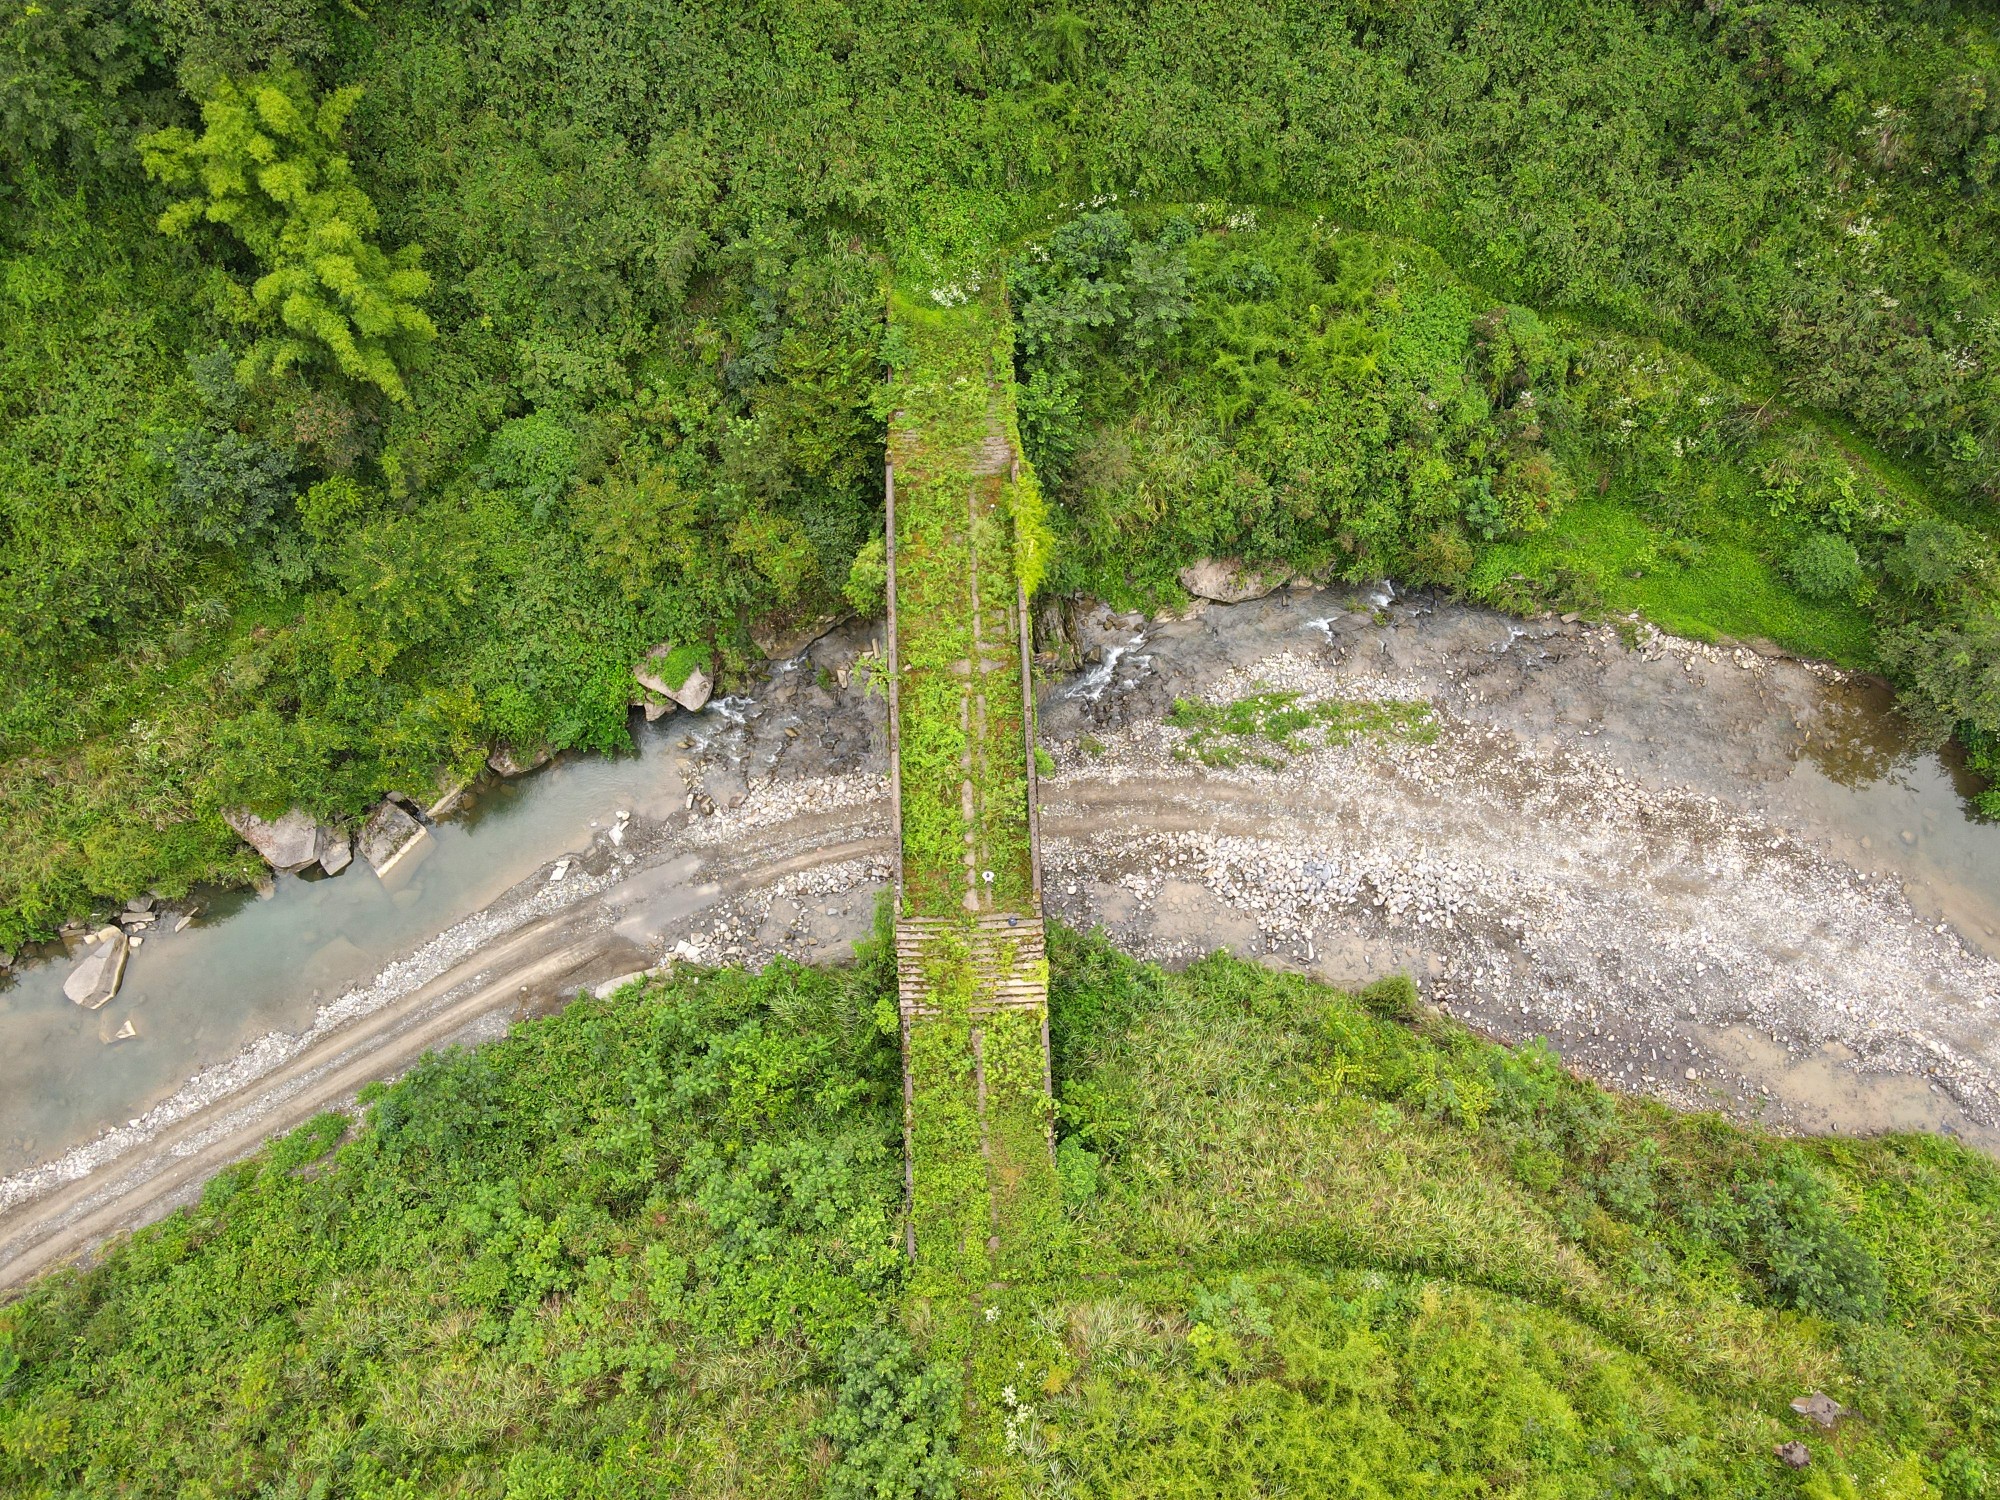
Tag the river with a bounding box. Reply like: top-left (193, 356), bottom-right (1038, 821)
top-left (2, 598), bottom-right (1998, 1182)
top-left (0, 715), bottom-right (705, 1175)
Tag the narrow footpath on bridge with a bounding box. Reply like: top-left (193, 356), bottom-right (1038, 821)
top-left (882, 273), bottom-right (1064, 1461)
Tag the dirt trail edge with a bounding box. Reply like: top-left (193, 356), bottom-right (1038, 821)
top-left (0, 804), bottom-right (898, 1292)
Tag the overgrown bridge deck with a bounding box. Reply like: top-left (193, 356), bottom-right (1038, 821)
top-left (882, 279), bottom-right (1058, 1287)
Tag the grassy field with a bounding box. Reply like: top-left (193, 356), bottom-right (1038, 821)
top-left (1477, 495), bottom-right (1879, 665)
top-left (3, 927), bottom-right (1993, 1497)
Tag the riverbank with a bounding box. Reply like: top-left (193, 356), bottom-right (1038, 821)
top-left (7, 934), bottom-right (1994, 1496)
top-left (3, 588), bottom-right (1998, 1288)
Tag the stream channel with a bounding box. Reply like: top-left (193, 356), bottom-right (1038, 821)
top-left (0, 715), bottom-right (708, 1177)
top-left (3, 594), bottom-right (2000, 1186)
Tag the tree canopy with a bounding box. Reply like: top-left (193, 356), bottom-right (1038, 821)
top-left (3, 0), bottom-right (2000, 943)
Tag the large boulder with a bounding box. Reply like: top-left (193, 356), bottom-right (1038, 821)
top-left (223, 807), bottom-right (321, 871)
top-left (64, 929), bottom-right (128, 1009)
top-left (1177, 557), bottom-right (1294, 604)
top-left (487, 743), bottom-right (553, 777)
top-left (359, 799), bottom-right (429, 877)
top-left (672, 667), bottom-right (713, 711)
top-left (634, 645), bottom-right (713, 712)
top-left (315, 825), bottom-right (353, 876)
top-left (751, 611), bottom-right (845, 661)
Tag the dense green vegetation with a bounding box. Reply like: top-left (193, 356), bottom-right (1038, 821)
top-left (1007, 206), bottom-right (2000, 781)
top-left (10, 0), bottom-right (2000, 939)
top-left (4, 933), bottom-right (1995, 1496)
top-left (12, 6), bottom-right (2000, 1492)
top-left (1165, 688), bottom-right (1436, 768)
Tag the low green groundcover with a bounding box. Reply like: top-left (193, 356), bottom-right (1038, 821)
top-left (2, 924), bottom-right (1994, 1498)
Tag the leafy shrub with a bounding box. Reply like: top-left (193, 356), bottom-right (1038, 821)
top-left (1591, 1139), bottom-right (1663, 1224)
top-left (1888, 518), bottom-right (1983, 604)
top-left (1055, 1137), bottom-right (1101, 1204)
top-left (844, 533), bottom-right (888, 615)
top-left (1787, 531), bottom-right (1866, 601)
top-left (1358, 973), bottom-right (1419, 1023)
top-left (479, 411), bottom-right (579, 521)
top-left (1703, 1151), bottom-right (1887, 1321)
top-left (138, 0), bottom-right (337, 90)
top-left (140, 65), bottom-right (434, 403)
top-left (296, 473), bottom-right (378, 542)
top-left (1015, 365), bottom-right (1084, 478)
top-left (148, 421), bottom-right (296, 549)
top-left (0, 0), bottom-right (176, 174)
top-left (571, 455), bottom-right (700, 601)
top-left (823, 1323), bottom-right (962, 1500)
top-left (1761, 443), bottom-right (1878, 536)
top-left (1012, 210), bottom-right (1192, 368)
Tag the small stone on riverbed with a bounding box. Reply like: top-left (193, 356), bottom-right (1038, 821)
top-left (223, 807), bottom-right (322, 872)
top-left (316, 826), bottom-right (353, 876)
top-left (487, 743), bottom-right (553, 777)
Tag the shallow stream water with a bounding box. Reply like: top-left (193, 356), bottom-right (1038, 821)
top-left (2, 605), bottom-right (1997, 1179)
top-left (1781, 677), bottom-right (2000, 948)
top-left (0, 718), bottom-right (696, 1174)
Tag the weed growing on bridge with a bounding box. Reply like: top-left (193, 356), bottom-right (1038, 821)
top-left (886, 281), bottom-right (1037, 918)
top-left (904, 930), bottom-right (993, 1312)
top-left (885, 276), bottom-right (1066, 1479)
